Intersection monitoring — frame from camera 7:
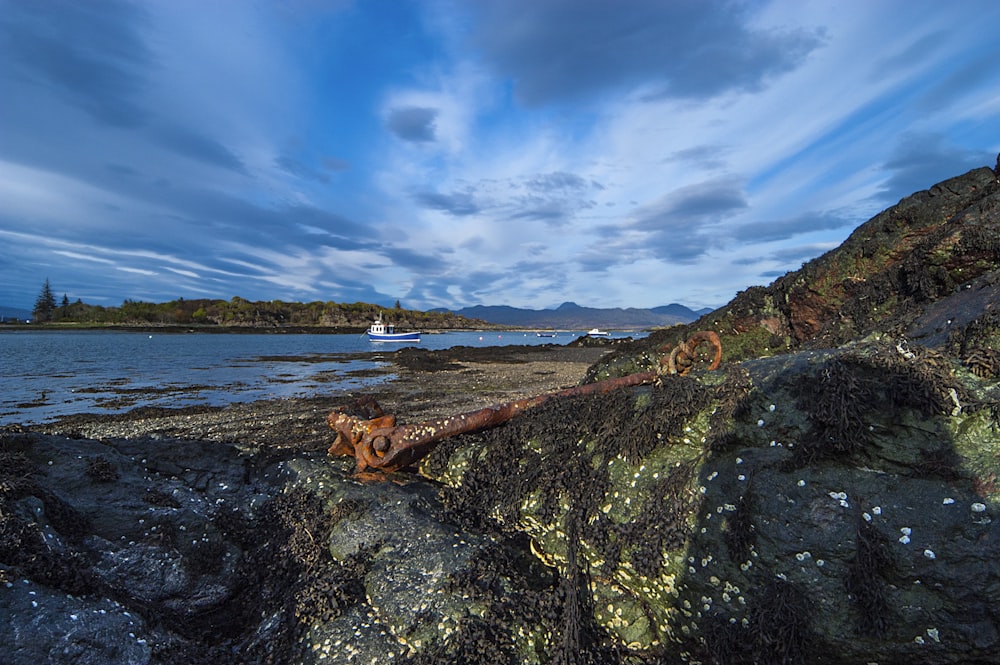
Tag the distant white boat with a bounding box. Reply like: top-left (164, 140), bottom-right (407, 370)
top-left (367, 315), bottom-right (420, 342)
top-left (536, 331), bottom-right (557, 338)
top-left (587, 328), bottom-right (611, 338)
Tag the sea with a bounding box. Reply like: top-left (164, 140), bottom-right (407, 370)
top-left (0, 329), bottom-right (644, 426)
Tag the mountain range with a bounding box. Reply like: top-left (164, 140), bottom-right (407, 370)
top-left (0, 306), bottom-right (31, 321)
top-left (436, 301), bottom-right (711, 329)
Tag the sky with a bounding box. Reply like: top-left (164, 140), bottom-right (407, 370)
top-left (2, 0), bottom-right (999, 313)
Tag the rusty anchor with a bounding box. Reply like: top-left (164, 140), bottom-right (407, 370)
top-left (328, 331), bottom-right (722, 473)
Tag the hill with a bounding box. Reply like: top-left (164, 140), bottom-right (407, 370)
top-left (438, 301), bottom-right (710, 329)
top-left (6, 298), bottom-right (498, 331)
top-left (591, 153), bottom-right (1000, 376)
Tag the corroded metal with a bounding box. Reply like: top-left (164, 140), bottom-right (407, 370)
top-left (665, 330), bottom-right (723, 376)
top-left (328, 331), bottom-right (723, 473)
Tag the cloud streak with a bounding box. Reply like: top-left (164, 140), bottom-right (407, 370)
top-left (469, 0), bottom-right (824, 106)
top-left (1, 0), bottom-right (999, 313)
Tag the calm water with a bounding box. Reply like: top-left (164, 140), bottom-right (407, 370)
top-left (0, 329), bottom-right (640, 425)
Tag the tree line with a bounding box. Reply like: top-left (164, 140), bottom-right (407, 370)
top-left (25, 280), bottom-right (488, 329)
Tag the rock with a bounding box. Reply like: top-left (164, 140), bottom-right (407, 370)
top-left (424, 338), bottom-right (1000, 663)
top-left (0, 424), bottom-right (585, 664)
top-left (0, 433), bottom-right (286, 664)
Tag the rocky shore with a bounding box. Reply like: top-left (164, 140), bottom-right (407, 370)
top-left (0, 342), bottom-right (619, 665)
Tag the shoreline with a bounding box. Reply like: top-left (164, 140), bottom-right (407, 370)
top-left (20, 343), bottom-right (615, 445)
top-left (0, 323), bottom-right (518, 334)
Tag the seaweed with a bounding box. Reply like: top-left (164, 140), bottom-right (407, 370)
top-left (845, 517), bottom-right (894, 636)
top-left (428, 378), bottom-right (715, 663)
top-left (792, 355), bottom-right (876, 465)
top-left (791, 344), bottom-right (969, 468)
top-left (697, 575), bottom-right (818, 665)
top-left (85, 455), bottom-right (119, 482)
top-left (746, 578), bottom-right (815, 665)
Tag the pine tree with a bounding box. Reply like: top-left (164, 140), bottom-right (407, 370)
top-left (33, 279), bottom-right (57, 322)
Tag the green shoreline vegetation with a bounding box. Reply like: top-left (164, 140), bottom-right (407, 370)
top-left (10, 280), bottom-right (505, 332)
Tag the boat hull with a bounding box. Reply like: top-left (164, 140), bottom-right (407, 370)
top-left (367, 332), bottom-right (421, 342)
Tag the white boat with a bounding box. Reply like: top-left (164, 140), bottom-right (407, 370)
top-left (587, 328), bottom-right (611, 338)
top-left (536, 331), bottom-right (557, 338)
top-left (367, 315), bottom-right (421, 342)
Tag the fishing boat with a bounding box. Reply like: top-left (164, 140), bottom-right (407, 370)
top-left (587, 328), bottom-right (611, 338)
top-left (536, 331), bottom-right (557, 338)
top-left (367, 315), bottom-right (421, 342)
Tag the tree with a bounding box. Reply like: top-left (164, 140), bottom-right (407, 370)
top-left (33, 279), bottom-right (57, 322)
top-left (61, 294), bottom-right (70, 308)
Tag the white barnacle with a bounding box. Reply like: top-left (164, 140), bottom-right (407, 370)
top-left (707, 471), bottom-right (719, 481)
top-left (872, 506), bottom-right (882, 515)
top-left (757, 419), bottom-right (765, 427)
top-left (899, 535), bottom-right (911, 545)
top-left (738, 474), bottom-right (746, 481)
top-left (942, 497), bottom-right (955, 505)
top-left (926, 627), bottom-right (940, 643)
top-left (797, 479), bottom-right (806, 487)
top-left (900, 526), bottom-right (912, 536)
top-left (863, 512), bottom-right (872, 522)
top-left (769, 404), bottom-right (776, 412)
top-left (923, 549), bottom-right (936, 559)
top-left (972, 502), bottom-right (987, 513)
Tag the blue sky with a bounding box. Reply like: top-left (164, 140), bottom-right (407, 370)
top-left (2, 0), bottom-right (999, 312)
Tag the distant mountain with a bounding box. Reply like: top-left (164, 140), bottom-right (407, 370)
top-left (436, 301), bottom-right (710, 329)
top-left (0, 306), bottom-right (31, 321)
